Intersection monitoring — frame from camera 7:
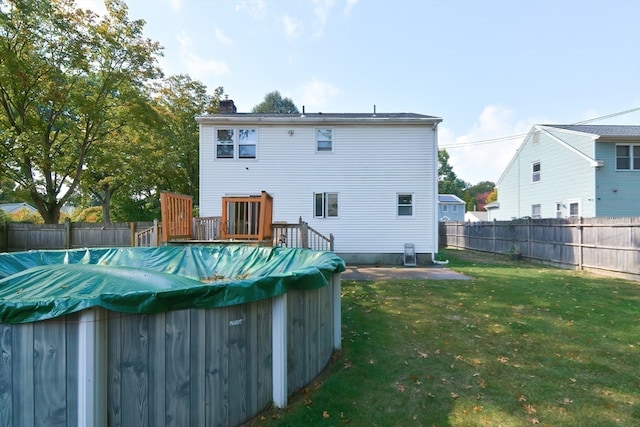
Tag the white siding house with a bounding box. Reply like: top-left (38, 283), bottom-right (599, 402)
top-left (197, 101), bottom-right (442, 264)
top-left (492, 124), bottom-right (640, 220)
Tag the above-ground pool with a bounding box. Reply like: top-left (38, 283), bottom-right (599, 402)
top-left (0, 245), bottom-right (345, 427)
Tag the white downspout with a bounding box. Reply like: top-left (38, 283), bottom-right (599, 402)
top-left (432, 123), bottom-right (449, 266)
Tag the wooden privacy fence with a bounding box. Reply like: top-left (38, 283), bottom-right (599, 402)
top-left (0, 221), bottom-right (155, 252)
top-left (439, 217), bottom-right (640, 280)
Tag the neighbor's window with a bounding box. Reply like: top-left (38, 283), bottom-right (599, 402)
top-left (216, 128), bottom-right (257, 159)
top-left (316, 128), bottom-right (333, 152)
top-left (569, 202), bottom-right (580, 217)
top-left (532, 161), bottom-right (541, 182)
top-left (616, 144), bottom-right (640, 170)
top-left (397, 193), bottom-right (413, 216)
top-left (531, 204), bottom-right (541, 218)
top-left (314, 192), bottom-right (338, 218)
top-left (442, 205), bottom-right (448, 212)
top-left (556, 203), bottom-right (562, 218)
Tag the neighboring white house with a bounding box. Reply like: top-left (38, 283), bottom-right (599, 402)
top-left (491, 124), bottom-right (640, 220)
top-left (197, 100), bottom-right (443, 264)
top-left (438, 194), bottom-right (465, 222)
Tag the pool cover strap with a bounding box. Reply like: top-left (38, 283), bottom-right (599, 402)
top-left (0, 245), bottom-right (345, 324)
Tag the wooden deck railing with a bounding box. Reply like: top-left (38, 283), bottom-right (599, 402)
top-left (136, 216), bottom-right (334, 251)
top-left (272, 217), bottom-right (334, 251)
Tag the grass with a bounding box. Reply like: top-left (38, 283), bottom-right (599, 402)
top-left (248, 249), bottom-right (640, 426)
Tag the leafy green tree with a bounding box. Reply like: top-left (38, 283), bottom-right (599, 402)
top-left (438, 149), bottom-right (469, 198)
top-left (151, 75), bottom-right (224, 204)
top-left (463, 180), bottom-right (495, 211)
top-left (0, 0), bottom-right (162, 223)
top-left (252, 91), bottom-right (299, 114)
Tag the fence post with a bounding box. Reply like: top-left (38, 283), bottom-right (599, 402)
top-left (129, 222), bottom-right (136, 247)
top-left (492, 219), bottom-right (496, 253)
top-left (329, 233), bottom-right (334, 252)
top-left (578, 217), bottom-right (584, 270)
top-left (64, 218), bottom-right (71, 249)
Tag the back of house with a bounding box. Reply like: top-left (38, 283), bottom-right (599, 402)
top-left (197, 101), bottom-right (443, 264)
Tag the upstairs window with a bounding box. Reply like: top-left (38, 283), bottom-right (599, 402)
top-left (532, 161), bottom-right (541, 182)
top-left (314, 192), bottom-right (338, 218)
top-left (569, 202), bottom-right (580, 217)
top-left (616, 144), bottom-right (640, 170)
top-left (316, 128), bottom-right (333, 152)
top-left (397, 193), bottom-right (413, 217)
top-left (216, 128), bottom-right (257, 159)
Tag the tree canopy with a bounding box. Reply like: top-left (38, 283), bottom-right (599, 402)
top-left (252, 91), bottom-right (299, 114)
top-left (0, 0), bottom-right (162, 223)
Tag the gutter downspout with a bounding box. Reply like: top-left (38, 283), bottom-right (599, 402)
top-left (432, 123), bottom-right (449, 266)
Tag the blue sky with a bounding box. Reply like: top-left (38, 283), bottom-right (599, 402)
top-left (80, 0), bottom-right (640, 185)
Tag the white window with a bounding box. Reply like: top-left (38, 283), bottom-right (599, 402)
top-left (314, 192), bottom-right (338, 218)
top-left (531, 204), bottom-right (541, 218)
top-left (616, 144), bottom-right (640, 170)
top-left (442, 205), bottom-right (448, 212)
top-left (316, 128), bottom-right (333, 152)
top-left (569, 202), bottom-right (580, 218)
top-left (216, 128), bottom-right (257, 159)
top-left (556, 203), bottom-right (562, 218)
top-left (397, 193), bottom-right (413, 217)
top-left (452, 205), bottom-right (458, 212)
top-left (532, 161), bottom-right (541, 182)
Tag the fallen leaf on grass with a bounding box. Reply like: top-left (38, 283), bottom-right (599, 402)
top-left (450, 392), bottom-right (459, 399)
top-left (497, 356), bottom-right (509, 363)
top-left (530, 418), bottom-right (540, 424)
top-left (415, 349), bottom-right (429, 358)
top-left (323, 410), bottom-right (330, 419)
top-left (523, 404), bottom-right (537, 414)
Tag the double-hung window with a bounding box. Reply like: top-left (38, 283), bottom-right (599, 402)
top-left (397, 193), bottom-right (413, 217)
top-left (616, 144), bottom-right (640, 170)
top-left (314, 192), bottom-right (338, 218)
top-left (216, 128), bottom-right (257, 159)
top-left (532, 161), bottom-right (541, 182)
top-left (316, 129), bottom-right (333, 152)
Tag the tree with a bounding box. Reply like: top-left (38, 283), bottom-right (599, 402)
top-left (151, 75), bottom-right (224, 203)
top-left (0, 0), bottom-right (162, 223)
top-left (252, 91), bottom-right (299, 114)
top-left (463, 181), bottom-right (495, 211)
top-left (438, 149), bottom-right (468, 198)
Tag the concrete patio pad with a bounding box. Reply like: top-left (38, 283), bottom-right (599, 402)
top-left (341, 265), bottom-right (470, 281)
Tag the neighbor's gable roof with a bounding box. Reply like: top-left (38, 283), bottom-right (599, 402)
top-left (0, 202), bottom-right (38, 214)
top-left (196, 112), bottom-right (442, 125)
top-left (438, 194), bottom-right (465, 204)
top-left (542, 125), bottom-right (640, 138)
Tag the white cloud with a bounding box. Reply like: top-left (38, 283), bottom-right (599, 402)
top-left (235, 0), bottom-right (267, 20)
top-left (439, 105), bottom-right (534, 185)
top-left (344, 0), bottom-right (358, 16)
top-left (282, 15), bottom-right (303, 40)
top-left (299, 77), bottom-right (340, 109)
top-left (177, 32), bottom-right (230, 78)
top-left (170, 0), bottom-right (181, 11)
top-left (214, 28), bottom-right (233, 45)
top-left (312, 0), bottom-right (336, 37)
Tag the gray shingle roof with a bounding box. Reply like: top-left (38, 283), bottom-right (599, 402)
top-left (438, 194), bottom-right (464, 203)
top-left (543, 125), bottom-right (640, 137)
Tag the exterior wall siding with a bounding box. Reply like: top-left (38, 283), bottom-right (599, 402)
top-left (594, 141), bottom-right (640, 217)
top-left (200, 123), bottom-right (437, 256)
top-left (494, 131), bottom-right (596, 220)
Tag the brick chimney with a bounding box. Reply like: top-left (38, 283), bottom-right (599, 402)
top-left (219, 99), bottom-right (237, 113)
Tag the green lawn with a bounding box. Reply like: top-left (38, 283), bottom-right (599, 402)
top-left (250, 249), bottom-right (640, 426)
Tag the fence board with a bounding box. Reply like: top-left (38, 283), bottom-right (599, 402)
top-left (440, 217), bottom-right (640, 280)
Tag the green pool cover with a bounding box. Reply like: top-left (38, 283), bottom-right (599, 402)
top-left (0, 245), bottom-right (345, 324)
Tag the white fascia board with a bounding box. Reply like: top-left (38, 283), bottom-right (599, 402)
top-left (196, 115), bottom-right (443, 126)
